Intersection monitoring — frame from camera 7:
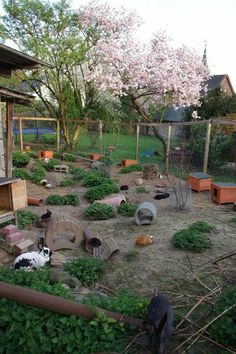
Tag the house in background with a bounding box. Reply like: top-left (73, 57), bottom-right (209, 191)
top-left (206, 74), bottom-right (234, 96)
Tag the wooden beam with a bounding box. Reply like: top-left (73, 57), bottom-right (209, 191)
top-left (203, 121), bottom-right (212, 173)
top-left (19, 118), bottom-right (23, 152)
top-left (135, 123), bottom-right (140, 160)
top-left (6, 102), bottom-right (13, 177)
top-left (0, 67), bottom-right (11, 79)
top-left (165, 124), bottom-right (172, 172)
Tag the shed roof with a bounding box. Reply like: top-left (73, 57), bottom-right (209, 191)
top-left (207, 74), bottom-right (235, 94)
top-left (0, 43), bottom-right (52, 78)
top-left (0, 86), bottom-right (35, 105)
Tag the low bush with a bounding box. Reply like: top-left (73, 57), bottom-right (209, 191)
top-left (62, 153), bottom-right (77, 162)
top-left (189, 221), bottom-right (214, 233)
top-left (119, 164), bottom-right (142, 174)
top-left (83, 173), bottom-right (111, 187)
top-left (118, 203), bottom-right (138, 217)
top-left (64, 258), bottom-right (105, 286)
top-left (12, 151), bottom-right (30, 167)
top-left (46, 194), bottom-right (80, 206)
top-left (53, 151), bottom-right (61, 159)
top-left (14, 168), bottom-right (32, 180)
top-left (42, 159), bottom-right (61, 171)
top-left (136, 186), bottom-right (150, 193)
top-left (124, 250), bottom-right (139, 261)
top-left (84, 203), bottom-right (115, 220)
top-left (172, 229), bottom-right (212, 252)
top-left (229, 216), bottom-right (236, 223)
top-left (30, 164), bottom-right (46, 184)
top-left (59, 179), bottom-right (76, 187)
top-left (70, 167), bottom-right (87, 180)
top-left (85, 182), bottom-right (119, 202)
top-left (209, 286), bottom-right (236, 348)
top-left (17, 210), bottom-right (39, 230)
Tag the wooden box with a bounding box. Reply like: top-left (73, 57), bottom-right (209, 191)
top-left (121, 159), bottom-right (138, 168)
top-left (0, 178), bottom-right (27, 212)
top-left (38, 150), bottom-right (54, 159)
top-left (211, 182), bottom-right (236, 204)
top-left (90, 153), bottom-right (104, 161)
top-left (188, 172), bottom-right (213, 192)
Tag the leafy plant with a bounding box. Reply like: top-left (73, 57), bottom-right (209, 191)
top-left (85, 182), bottom-right (119, 202)
top-left (84, 203), bottom-right (115, 220)
top-left (120, 164), bottom-right (142, 174)
top-left (70, 167), bottom-right (87, 180)
top-left (41, 159), bottom-right (61, 171)
top-left (209, 286), bottom-right (236, 347)
top-left (62, 153), bottom-right (77, 162)
top-left (30, 164), bottom-right (46, 184)
top-left (46, 194), bottom-right (80, 206)
top-left (17, 210), bottom-right (39, 230)
top-left (117, 203), bottom-right (138, 217)
top-left (136, 186), bottom-right (149, 193)
top-left (12, 151), bottom-right (30, 167)
top-left (229, 216), bottom-right (236, 223)
top-left (83, 172), bottom-right (111, 187)
top-left (189, 221), bottom-right (215, 233)
top-left (172, 229), bottom-right (212, 252)
top-left (64, 258), bottom-right (105, 286)
top-left (14, 168), bottom-right (32, 180)
top-left (59, 179), bottom-right (76, 187)
top-left (124, 249), bottom-right (139, 261)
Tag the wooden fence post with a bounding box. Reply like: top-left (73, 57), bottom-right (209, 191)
top-left (135, 123), bottom-right (140, 160)
top-left (19, 118), bottom-right (23, 152)
top-left (203, 121), bottom-right (212, 173)
top-left (6, 102), bottom-right (13, 177)
top-left (165, 124), bottom-right (172, 172)
top-left (98, 120), bottom-right (103, 152)
top-left (56, 120), bottom-right (60, 152)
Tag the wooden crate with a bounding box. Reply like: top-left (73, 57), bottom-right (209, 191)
top-left (121, 159), bottom-right (138, 167)
top-left (90, 153), bottom-right (104, 161)
top-left (0, 178), bottom-right (27, 212)
top-left (188, 172), bottom-right (213, 192)
top-left (211, 182), bottom-right (236, 204)
top-left (38, 150), bottom-right (54, 159)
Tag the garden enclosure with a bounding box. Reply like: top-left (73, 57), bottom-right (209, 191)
top-left (10, 116), bottom-right (236, 181)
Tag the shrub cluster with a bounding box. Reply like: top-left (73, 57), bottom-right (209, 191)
top-left (85, 182), bottom-right (119, 202)
top-left (17, 210), bottom-right (39, 230)
top-left (41, 159), bottom-right (61, 171)
top-left (14, 164), bottom-right (46, 185)
top-left (12, 151), bottom-right (30, 167)
top-left (64, 258), bottom-right (105, 286)
top-left (209, 286), bottom-right (236, 348)
top-left (70, 167), bottom-right (87, 180)
top-left (172, 220), bottom-right (214, 252)
top-left (83, 172), bottom-right (111, 187)
top-left (62, 153), bottom-right (77, 162)
top-left (117, 203), bottom-right (138, 217)
top-left (46, 194), bottom-right (80, 206)
top-left (136, 186), bottom-right (150, 193)
top-left (84, 203), bottom-right (115, 220)
top-left (119, 164), bottom-right (142, 174)
top-left (59, 179), bottom-right (76, 187)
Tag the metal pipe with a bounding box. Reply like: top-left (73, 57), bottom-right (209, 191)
top-left (0, 281), bottom-right (144, 329)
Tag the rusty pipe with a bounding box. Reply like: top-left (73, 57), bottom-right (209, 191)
top-left (0, 281), bottom-right (144, 329)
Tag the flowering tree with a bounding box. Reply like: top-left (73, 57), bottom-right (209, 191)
top-left (81, 1), bottom-right (209, 157)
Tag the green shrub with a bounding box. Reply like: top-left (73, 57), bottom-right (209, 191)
top-left (83, 173), bottom-right (111, 187)
top-left (28, 151), bottom-right (37, 159)
top-left (70, 167), bottom-right (87, 180)
top-left (85, 182), bottom-right (119, 202)
top-left (64, 258), bottom-right (105, 286)
top-left (124, 250), bottom-right (139, 261)
top-left (59, 179), bottom-right (76, 187)
top-left (85, 203), bottom-right (115, 220)
top-left (229, 216), bottom-right (236, 223)
top-left (42, 159), bottom-right (61, 171)
top-left (14, 168), bottom-right (32, 180)
top-left (12, 151), bottom-right (30, 167)
top-left (189, 221), bottom-right (214, 233)
top-left (46, 194), bottom-right (80, 206)
top-left (62, 153), bottom-right (77, 162)
top-left (119, 164), bottom-right (142, 174)
top-left (172, 229), bottom-right (212, 252)
top-left (31, 164), bottom-right (46, 184)
top-left (118, 203), bottom-right (138, 217)
top-left (209, 286), bottom-right (236, 347)
top-left (136, 186), bottom-right (149, 193)
top-left (17, 210), bottom-right (39, 230)
top-left (53, 151), bottom-right (61, 159)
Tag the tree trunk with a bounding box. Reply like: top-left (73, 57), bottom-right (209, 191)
top-left (152, 126), bottom-right (167, 162)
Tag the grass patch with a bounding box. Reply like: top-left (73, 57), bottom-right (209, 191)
top-left (17, 210), bottom-right (39, 230)
top-left (117, 203), bottom-right (138, 217)
top-left (189, 221), bottom-right (215, 233)
top-left (46, 194), bottom-right (80, 206)
top-left (136, 186), bottom-right (149, 193)
top-left (119, 164), bottom-right (143, 174)
top-left (124, 250), bottom-right (139, 261)
top-left (229, 216), bottom-right (236, 223)
top-left (83, 172), bottom-right (111, 187)
top-left (85, 182), bottom-right (119, 202)
top-left (172, 229), bottom-right (212, 253)
top-left (64, 258), bottom-right (105, 286)
top-left (59, 179), bottom-right (76, 187)
top-left (84, 203), bottom-right (115, 220)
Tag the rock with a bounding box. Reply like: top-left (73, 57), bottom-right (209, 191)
top-left (135, 178), bottom-right (143, 186)
top-left (50, 270), bottom-right (82, 289)
top-left (91, 161), bottom-right (103, 170)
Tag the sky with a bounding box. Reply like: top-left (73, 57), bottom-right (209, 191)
top-left (1, 0), bottom-right (236, 89)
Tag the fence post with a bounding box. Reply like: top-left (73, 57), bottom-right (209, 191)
top-left (165, 124), bottom-right (172, 172)
top-left (203, 121), bottom-right (212, 173)
top-left (135, 123), bottom-right (140, 160)
top-left (19, 118), bottom-right (23, 152)
top-left (56, 120), bottom-right (60, 152)
top-left (98, 120), bottom-right (103, 152)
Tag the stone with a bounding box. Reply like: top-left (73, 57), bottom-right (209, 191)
top-left (50, 270), bottom-right (82, 289)
top-left (135, 178), bottom-right (143, 186)
top-left (5, 231), bottom-right (23, 244)
top-left (14, 239), bottom-right (34, 255)
top-left (2, 224), bottom-right (17, 236)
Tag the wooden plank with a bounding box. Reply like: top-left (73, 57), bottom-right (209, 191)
top-left (11, 180), bottom-right (27, 211)
top-left (98, 120), bottom-right (103, 152)
top-left (19, 118), bottom-right (23, 152)
top-left (135, 123), bottom-right (140, 160)
top-left (0, 67), bottom-right (11, 78)
top-left (165, 124), bottom-right (172, 172)
top-left (56, 120), bottom-right (60, 152)
top-left (6, 102), bottom-right (13, 177)
top-left (14, 116), bottom-right (57, 122)
top-left (0, 184), bottom-right (12, 210)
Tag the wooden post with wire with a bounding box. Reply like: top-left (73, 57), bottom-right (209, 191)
top-left (19, 117), bottom-right (23, 152)
top-left (56, 120), bottom-right (60, 152)
top-left (165, 124), bottom-right (172, 172)
top-left (6, 102), bottom-right (13, 177)
top-left (135, 123), bottom-right (140, 160)
top-left (98, 120), bottom-right (103, 152)
top-left (203, 120), bottom-right (212, 173)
